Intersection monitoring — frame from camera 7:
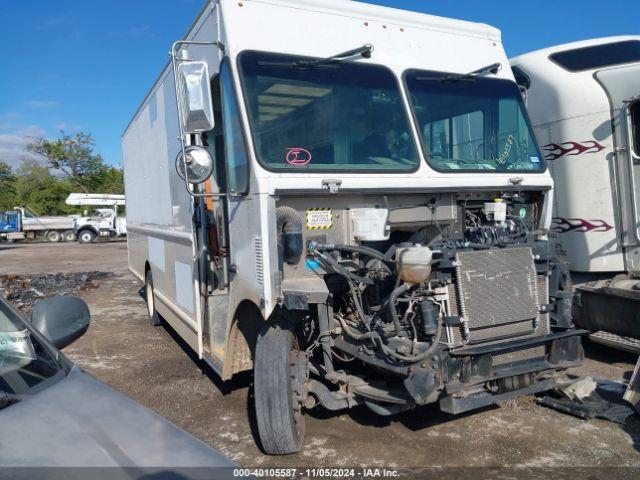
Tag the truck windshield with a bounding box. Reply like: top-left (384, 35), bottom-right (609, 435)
top-left (404, 70), bottom-right (544, 172)
top-left (238, 51), bottom-right (419, 172)
top-left (0, 298), bottom-right (63, 408)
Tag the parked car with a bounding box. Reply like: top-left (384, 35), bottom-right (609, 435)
top-left (0, 293), bottom-right (237, 475)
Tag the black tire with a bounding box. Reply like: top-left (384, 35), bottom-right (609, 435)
top-left (78, 229), bottom-right (96, 244)
top-left (145, 270), bottom-right (162, 326)
top-left (63, 230), bottom-right (76, 242)
top-left (46, 230), bottom-right (61, 242)
top-left (254, 322), bottom-right (306, 455)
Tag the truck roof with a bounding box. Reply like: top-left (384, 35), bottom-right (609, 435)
top-left (123, 0), bottom-right (502, 137)
top-left (511, 35), bottom-right (640, 67)
top-left (252, 0), bottom-right (500, 40)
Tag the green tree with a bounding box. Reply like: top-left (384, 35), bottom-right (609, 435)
top-left (26, 131), bottom-right (106, 193)
top-left (13, 159), bottom-right (75, 215)
top-left (15, 132), bottom-right (124, 215)
top-left (0, 160), bottom-right (16, 211)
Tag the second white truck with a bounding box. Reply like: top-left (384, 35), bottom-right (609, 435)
top-left (65, 193), bottom-right (127, 243)
top-left (511, 36), bottom-right (640, 351)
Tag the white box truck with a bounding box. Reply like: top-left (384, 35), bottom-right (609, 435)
top-left (123, 0), bottom-right (584, 454)
top-left (511, 37), bottom-right (640, 352)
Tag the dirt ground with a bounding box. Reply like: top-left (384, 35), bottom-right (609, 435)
top-left (1, 241), bottom-right (640, 468)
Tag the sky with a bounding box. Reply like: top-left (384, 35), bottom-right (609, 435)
top-left (0, 0), bottom-right (638, 169)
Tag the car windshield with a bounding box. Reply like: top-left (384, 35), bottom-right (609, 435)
top-left (0, 298), bottom-right (63, 407)
top-left (238, 51), bottom-right (420, 172)
top-left (404, 70), bottom-right (544, 172)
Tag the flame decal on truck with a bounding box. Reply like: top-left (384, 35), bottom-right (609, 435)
top-left (552, 217), bottom-right (613, 233)
top-left (542, 141), bottom-right (605, 161)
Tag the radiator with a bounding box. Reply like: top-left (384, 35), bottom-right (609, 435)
top-left (450, 247), bottom-right (549, 365)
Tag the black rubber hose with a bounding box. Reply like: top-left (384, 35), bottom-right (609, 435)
top-left (276, 206), bottom-right (303, 265)
top-left (315, 251), bottom-right (374, 285)
top-left (316, 244), bottom-right (393, 264)
top-left (388, 283), bottom-right (411, 337)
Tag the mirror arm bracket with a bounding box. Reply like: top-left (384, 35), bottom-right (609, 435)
top-left (170, 39), bottom-right (225, 198)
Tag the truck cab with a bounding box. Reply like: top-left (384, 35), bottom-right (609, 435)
top-left (511, 37), bottom-right (640, 350)
top-left (0, 210), bottom-right (21, 240)
top-left (123, 0), bottom-right (584, 455)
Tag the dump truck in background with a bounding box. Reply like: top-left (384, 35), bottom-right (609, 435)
top-left (122, 0), bottom-right (584, 454)
top-left (511, 37), bottom-right (640, 353)
top-left (0, 206), bottom-right (76, 242)
top-left (65, 193), bottom-right (127, 243)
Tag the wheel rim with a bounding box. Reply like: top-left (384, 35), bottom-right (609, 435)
top-left (48, 231), bottom-right (60, 242)
top-left (146, 277), bottom-right (154, 317)
top-left (81, 232), bottom-right (92, 242)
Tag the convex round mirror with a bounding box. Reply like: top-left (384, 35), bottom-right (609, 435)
top-left (176, 145), bottom-right (214, 184)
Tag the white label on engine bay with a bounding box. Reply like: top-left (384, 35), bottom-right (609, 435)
top-left (306, 208), bottom-right (333, 230)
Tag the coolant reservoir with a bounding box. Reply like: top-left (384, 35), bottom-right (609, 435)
top-left (397, 245), bottom-right (433, 284)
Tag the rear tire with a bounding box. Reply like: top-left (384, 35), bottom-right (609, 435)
top-left (78, 230), bottom-right (96, 244)
top-left (145, 270), bottom-right (162, 327)
top-left (254, 321), bottom-right (306, 455)
top-left (63, 230), bottom-right (76, 242)
top-left (46, 230), bottom-right (61, 242)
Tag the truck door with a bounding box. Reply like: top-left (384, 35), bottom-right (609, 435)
top-left (596, 64), bottom-right (640, 272)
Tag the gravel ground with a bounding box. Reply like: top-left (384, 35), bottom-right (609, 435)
top-left (1, 241), bottom-right (639, 469)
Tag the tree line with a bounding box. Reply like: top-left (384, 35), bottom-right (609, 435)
top-left (0, 132), bottom-right (124, 215)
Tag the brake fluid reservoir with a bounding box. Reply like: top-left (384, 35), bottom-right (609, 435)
top-left (484, 201), bottom-right (507, 223)
top-left (397, 246), bottom-right (433, 284)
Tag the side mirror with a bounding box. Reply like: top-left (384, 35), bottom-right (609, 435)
top-left (176, 145), bottom-right (215, 184)
top-left (177, 61), bottom-right (215, 134)
top-left (31, 296), bottom-right (90, 350)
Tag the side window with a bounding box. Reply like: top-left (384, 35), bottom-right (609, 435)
top-left (220, 62), bottom-right (249, 195)
top-left (631, 101), bottom-right (640, 158)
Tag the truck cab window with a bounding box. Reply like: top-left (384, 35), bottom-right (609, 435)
top-left (238, 51), bottom-right (419, 172)
top-left (220, 62), bottom-right (249, 195)
top-left (631, 100), bottom-right (640, 157)
top-left (405, 70), bottom-right (544, 172)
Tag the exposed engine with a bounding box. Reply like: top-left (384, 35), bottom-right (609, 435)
top-left (303, 197), bottom-right (543, 362)
top-left (276, 192), bottom-right (581, 414)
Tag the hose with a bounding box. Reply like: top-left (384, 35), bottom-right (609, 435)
top-left (315, 244), bottom-right (393, 265)
top-left (388, 283), bottom-right (411, 337)
top-left (276, 206), bottom-right (303, 265)
top-left (315, 250), bottom-right (374, 285)
top-left (374, 312), bottom-right (444, 363)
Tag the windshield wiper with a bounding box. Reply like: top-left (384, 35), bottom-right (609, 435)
top-left (258, 44), bottom-right (374, 69)
top-left (417, 62), bottom-right (502, 84)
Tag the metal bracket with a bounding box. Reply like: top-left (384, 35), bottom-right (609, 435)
top-left (170, 39), bottom-right (226, 199)
top-left (321, 179), bottom-right (342, 193)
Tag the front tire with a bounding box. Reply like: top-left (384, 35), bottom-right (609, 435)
top-left (78, 230), bottom-right (96, 244)
top-left (254, 321), bottom-right (306, 455)
top-left (145, 270), bottom-right (162, 326)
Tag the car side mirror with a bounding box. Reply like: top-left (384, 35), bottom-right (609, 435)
top-left (31, 296), bottom-right (90, 349)
top-left (177, 61), bottom-right (215, 134)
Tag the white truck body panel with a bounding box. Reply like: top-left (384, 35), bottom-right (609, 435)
top-left (123, 0), bottom-right (555, 374)
top-left (511, 36), bottom-right (640, 273)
